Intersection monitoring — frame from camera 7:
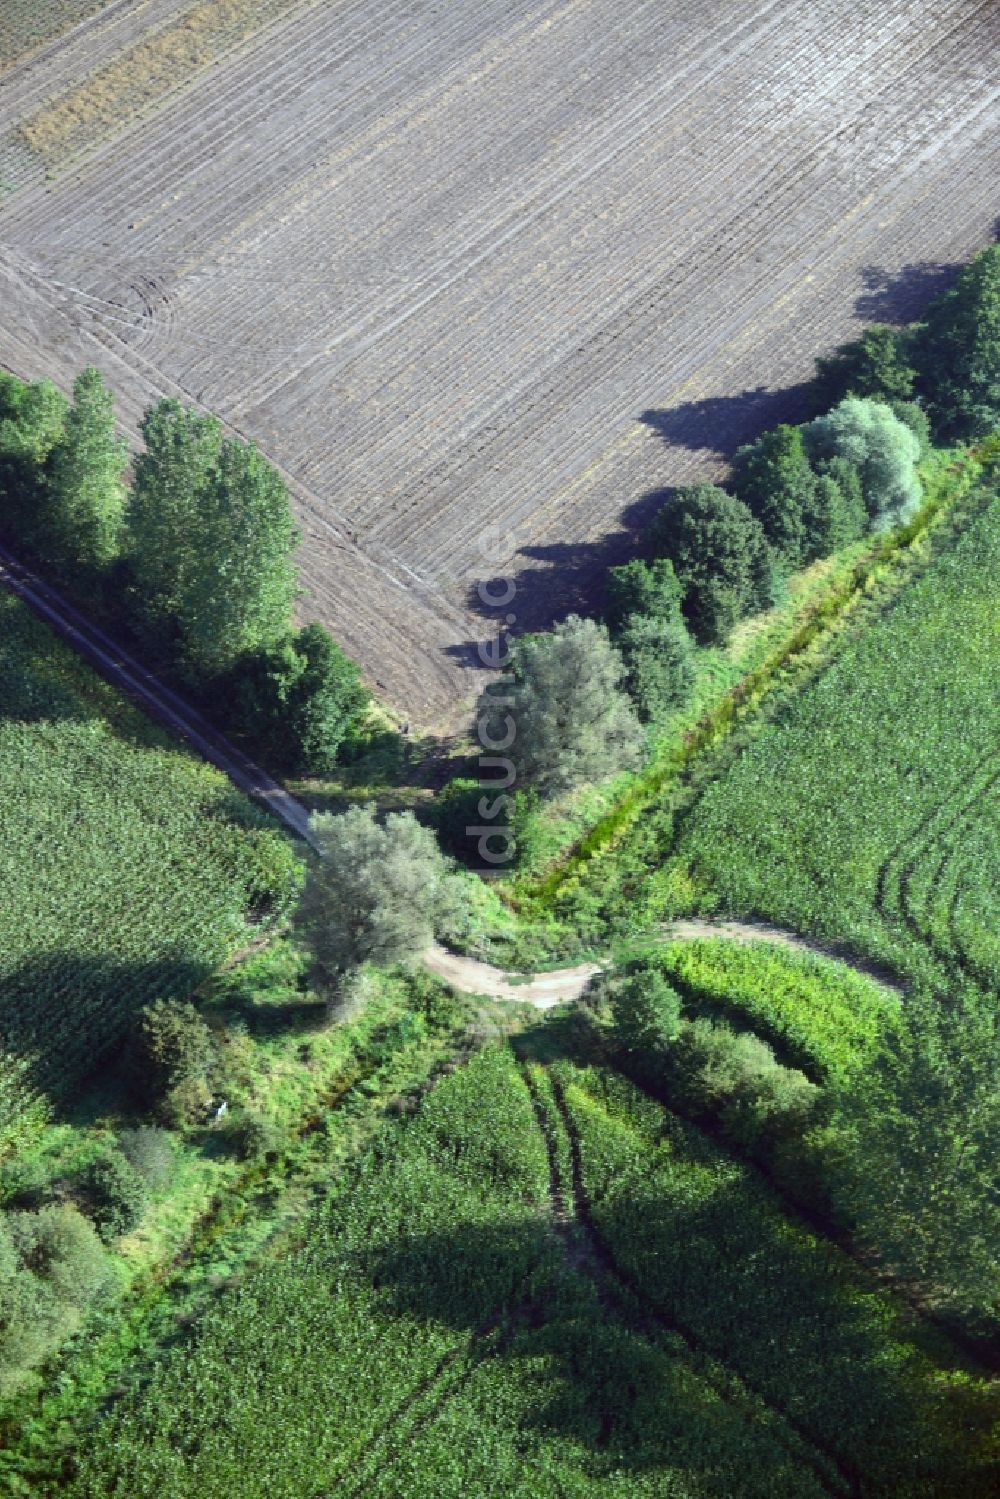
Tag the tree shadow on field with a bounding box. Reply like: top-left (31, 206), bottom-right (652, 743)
top-left (356, 1217), bottom-right (744, 1483)
top-left (0, 950), bottom-right (209, 1129)
top-left (638, 379), bottom-right (820, 459)
top-left (441, 254), bottom-right (977, 678)
top-left (854, 260), bottom-right (961, 324)
top-left (356, 1179), bottom-right (974, 1490)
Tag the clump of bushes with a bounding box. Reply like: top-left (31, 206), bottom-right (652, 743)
top-left (647, 482), bottom-right (775, 645)
top-left (598, 961), bottom-right (820, 1157)
top-left (74, 1150), bottom-right (149, 1243)
top-left (0, 1203), bottom-right (109, 1394)
top-left (125, 998), bottom-right (224, 1127)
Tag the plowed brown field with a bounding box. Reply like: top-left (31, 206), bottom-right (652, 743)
top-left (1, 0), bottom-right (997, 725)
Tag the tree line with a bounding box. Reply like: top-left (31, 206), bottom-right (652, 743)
top-left (0, 380), bottom-right (367, 774)
top-left (449, 241), bottom-right (1000, 857)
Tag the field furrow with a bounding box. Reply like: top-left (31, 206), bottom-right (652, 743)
top-left (1, 0), bottom-right (997, 721)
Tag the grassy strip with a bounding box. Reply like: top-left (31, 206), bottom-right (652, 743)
top-left (521, 444), bottom-right (986, 915)
top-left (0, 959), bottom-right (474, 1492)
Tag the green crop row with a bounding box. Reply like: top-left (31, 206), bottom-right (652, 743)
top-left (672, 487), bottom-right (1000, 992)
top-left (66, 1046), bottom-right (852, 1497)
top-left (640, 938), bottom-right (901, 1081)
top-left (555, 1063), bottom-right (997, 1497)
top-left (0, 594), bottom-right (301, 1146)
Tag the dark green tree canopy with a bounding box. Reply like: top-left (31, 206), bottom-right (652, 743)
top-left (813, 324), bottom-right (916, 409)
top-left (172, 437), bottom-right (299, 680)
top-left (227, 624), bottom-right (367, 776)
top-left (732, 424), bottom-right (815, 566)
top-left (800, 468), bottom-right (866, 560)
top-left (128, 398), bottom-right (223, 641)
top-left (0, 374), bottom-right (68, 545)
top-left (648, 483), bottom-right (775, 644)
top-left (606, 557), bottom-right (683, 634)
top-left (44, 367), bottom-right (127, 575)
top-left (618, 613), bottom-right (695, 723)
top-left (912, 244), bottom-right (1000, 439)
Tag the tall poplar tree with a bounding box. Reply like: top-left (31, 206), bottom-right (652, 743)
top-left (45, 367), bottom-right (127, 574)
top-left (173, 437), bottom-right (298, 680)
top-left (128, 399), bottom-right (223, 645)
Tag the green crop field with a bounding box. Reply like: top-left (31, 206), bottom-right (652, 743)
top-left (62, 1044), bottom-right (994, 1498)
top-left (551, 1062), bottom-right (996, 1496)
top-left (670, 489), bottom-right (1000, 991)
top-left (638, 939), bottom-right (902, 1082)
top-left (0, 592), bottom-right (300, 1146)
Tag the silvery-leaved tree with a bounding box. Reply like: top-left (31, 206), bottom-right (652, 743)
top-left (803, 397), bottom-right (922, 531)
top-left (478, 614), bottom-right (644, 797)
top-left (301, 804), bottom-right (470, 984)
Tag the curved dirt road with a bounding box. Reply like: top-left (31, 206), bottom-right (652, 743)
top-left (424, 918), bottom-right (904, 1008)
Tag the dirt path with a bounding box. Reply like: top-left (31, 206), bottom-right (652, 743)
top-left (423, 945), bottom-right (601, 1009)
top-left (424, 918), bottom-right (905, 1008)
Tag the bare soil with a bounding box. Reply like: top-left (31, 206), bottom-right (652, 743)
top-left (1, 0), bottom-right (997, 724)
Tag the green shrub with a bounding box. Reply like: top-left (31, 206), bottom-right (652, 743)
top-left (813, 324), bottom-right (916, 408)
top-left (76, 1150), bottom-right (149, 1242)
top-left (117, 1126), bottom-right (173, 1189)
top-left (618, 614), bottom-right (695, 722)
top-left (126, 999), bottom-right (223, 1127)
top-left (605, 557), bottom-right (684, 633)
top-left (228, 1110), bottom-right (286, 1162)
top-left (0, 1204), bottom-right (109, 1394)
top-left (672, 1017), bottom-right (819, 1148)
top-left (648, 483), bottom-right (775, 644)
top-left (611, 970), bottom-right (683, 1056)
top-left (912, 244), bottom-right (1000, 438)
